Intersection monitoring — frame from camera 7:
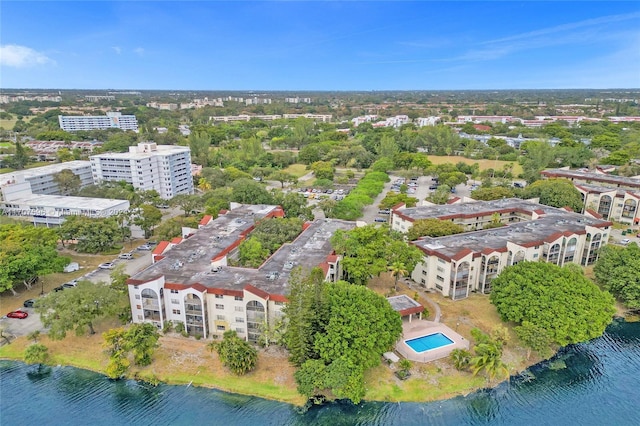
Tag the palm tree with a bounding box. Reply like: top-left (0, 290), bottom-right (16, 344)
top-left (388, 261), bottom-right (408, 292)
top-left (470, 342), bottom-right (509, 383)
top-left (450, 348), bottom-right (471, 371)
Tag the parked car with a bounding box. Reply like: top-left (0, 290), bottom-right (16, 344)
top-left (621, 238), bottom-right (631, 245)
top-left (23, 299), bottom-right (36, 308)
top-left (137, 244), bottom-right (152, 251)
top-left (146, 241), bottom-right (157, 246)
top-left (374, 217), bottom-right (388, 223)
top-left (62, 282), bottom-right (78, 289)
top-left (428, 184), bottom-right (439, 190)
top-left (7, 310), bottom-right (28, 319)
top-left (63, 262), bottom-right (80, 273)
top-left (99, 262), bottom-right (115, 269)
top-left (378, 209), bottom-right (390, 215)
top-left (53, 285), bottom-right (64, 292)
top-left (118, 252), bottom-right (134, 260)
top-left (156, 204), bottom-right (170, 209)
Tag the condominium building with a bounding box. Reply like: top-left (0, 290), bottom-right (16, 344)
top-left (390, 198), bottom-right (612, 300)
top-left (85, 95), bottom-right (115, 102)
top-left (282, 113), bottom-right (332, 122)
top-left (58, 112), bottom-right (139, 132)
top-left (575, 183), bottom-right (640, 225)
top-left (127, 204), bottom-right (354, 340)
top-left (0, 161), bottom-right (93, 195)
top-left (541, 168), bottom-right (640, 191)
top-left (90, 143), bottom-right (193, 199)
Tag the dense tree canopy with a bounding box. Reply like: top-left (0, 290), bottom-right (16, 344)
top-left (53, 169), bottom-right (81, 195)
top-left (471, 186), bottom-right (515, 201)
top-left (490, 262), bottom-right (615, 346)
top-left (0, 224), bottom-right (69, 295)
top-left (36, 281), bottom-right (126, 339)
top-left (286, 276), bottom-right (402, 404)
top-left (406, 218), bottom-right (465, 241)
top-left (331, 225), bottom-right (423, 285)
top-left (594, 243), bottom-right (640, 309)
top-left (59, 216), bottom-right (128, 253)
top-left (522, 178), bottom-right (583, 212)
top-left (210, 330), bottom-right (258, 375)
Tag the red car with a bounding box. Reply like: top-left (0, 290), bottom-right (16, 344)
top-left (6, 310), bottom-right (28, 319)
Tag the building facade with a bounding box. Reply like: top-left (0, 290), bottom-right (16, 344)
top-left (90, 143), bottom-right (194, 199)
top-left (0, 160), bottom-right (93, 195)
top-left (390, 199), bottom-right (612, 300)
top-left (576, 184), bottom-right (640, 225)
top-left (58, 112), bottom-right (139, 132)
top-left (127, 205), bottom-right (354, 341)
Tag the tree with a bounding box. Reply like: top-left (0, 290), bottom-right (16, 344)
top-left (0, 224), bottom-right (69, 295)
top-left (407, 218), bottom-right (465, 241)
top-left (426, 184), bottom-right (452, 205)
top-left (229, 178), bottom-right (274, 204)
top-left (133, 204), bottom-right (163, 238)
top-left (59, 216), bottom-right (125, 253)
top-left (188, 131), bottom-right (211, 166)
top-left (53, 169), bottom-right (82, 195)
top-left (471, 186), bottom-right (515, 201)
top-left (291, 280), bottom-right (402, 404)
top-left (36, 281), bottom-right (126, 339)
top-left (469, 328), bottom-right (509, 383)
top-left (9, 141), bottom-right (29, 169)
top-left (594, 243), bottom-right (640, 309)
top-left (490, 262), bottom-right (615, 346)
top-left (283, 268), bottom-right (328, 366)
top-left (170, 194), bottom-right (201, 216)
top-left (211, 330), bottom-right (258, 375)
top-left (520, 140), bottom-right (555, 183)
top-left (450, 348), bottom-right (472, 371)
top-left (515, 321), bottom-right (553, 360)
top-left (24, 344), bottom-right (49, 370)
top-left (388, 261), bottom-right (408, 292)
top-left (237, 237), bottom-right (270, 268)
top-left (378, 192), bottom-right (418, 209)
top-left (522, 179), bottom-right (583, 212)
top-left (310, 161), bottom-right (335, 181)
top-left (268, 170), bottom-right (297, 188)
top-left (124, 323), bottom-right (160, 366)
top-left (330, 225), bottom-right (423, 285)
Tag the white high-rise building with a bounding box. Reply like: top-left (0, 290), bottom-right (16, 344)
top-left (90, 143), bottom-right (193, 199)
top-left (0, 160), bottom-right (93, 195)
top-left (58, 112), bottom-right (139, 132)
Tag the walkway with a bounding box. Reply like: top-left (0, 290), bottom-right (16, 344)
top-left (403, 278), bottom-right (442, 323)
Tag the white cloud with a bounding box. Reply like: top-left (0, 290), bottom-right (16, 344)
top-left (134, 47), bottom-right (144, 56)
top-left (112, 46), bottom-right (122, 54)
top-left (0, 44), bottom-right (54, 67)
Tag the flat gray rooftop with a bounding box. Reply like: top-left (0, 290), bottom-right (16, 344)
top-left (2, 194), bottom-right (129, 211)
top-left (575, 183), bottom-right (640, 197)
top-left (413, 211), bottom-right (610, 259)
top-left (0, 161), bottom-right (91, 182)
top-left (131, 207), bottom-right (355, 295)
top-left (542, 168), bottom-right (640, 188)
top-left (397, 198), bottom-right (552, 221)
top-left (387, 295), bottom-right (422, 312)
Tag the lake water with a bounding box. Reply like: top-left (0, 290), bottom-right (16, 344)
top-left (1, 319), bottom-right (639, 425)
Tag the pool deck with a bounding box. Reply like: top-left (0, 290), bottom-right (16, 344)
top-left (396, 320), bottom-right (470, 363)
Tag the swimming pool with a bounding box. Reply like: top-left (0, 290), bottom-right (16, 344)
top-left (405, 332), bottom-right (454, 353)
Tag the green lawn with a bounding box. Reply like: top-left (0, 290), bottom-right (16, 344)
top-left (427, 155), bottom-right (523, 176)
top-left (0, 116), bottom-right (33, 131)
top-left (282, 163), bottom-right (309, 178)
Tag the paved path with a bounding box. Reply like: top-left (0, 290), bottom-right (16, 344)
top-left (402, 278), bottom-right (442, 322)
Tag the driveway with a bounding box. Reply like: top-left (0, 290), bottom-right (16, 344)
top-left (361, 175), bottom-right (399, 224)
top-left (84, 250), bottom-right (153, 285)
top-left (0, 307), bottom-right (42, 339)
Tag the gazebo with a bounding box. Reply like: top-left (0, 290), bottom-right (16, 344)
top-left (387, 295), bottom-right (424, 322)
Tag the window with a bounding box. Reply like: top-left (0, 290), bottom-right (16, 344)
top-left (274, 301), bottom-right (284, 306)
top-left (421, 279), bottom-right (426, 284)
top-left (216, 304), bottom-right (224, 309)
top-left (170, 289), bottom-right (179, 294)
top-left (235, 306), bottom-right (244, 312)
top-left (422, 270), bottom-right (427, 275)
top-left (235, 296), bottom-right (243, 301)
top-left (172, 309), bottom-right (181, 315)
top-left (236, 317), bottom-right (245, 323)
top-left (436, 275), bottom-right (444, 282)
top-left (217, 325), bottom-right (226, 331)
top-left (533, 253), bottom-right (539, 258)
top-left (235, 328), bottom-right (244, 333)
top-left (215, 294), bottom-right (223, 299)
top-left (137, 315), bottom-right (143, 320)
top-left (171, 299), bottom-right (179, 304)
top-left (134, 286), bottom-right (139, 290)
top-left (216, 315), bottom-right (225, 320)
top-left (136, 305), bottom-right (142, 309)
top-left (135, 294), bottom-right (141, 299)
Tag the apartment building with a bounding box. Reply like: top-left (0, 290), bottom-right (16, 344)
top-left (90, 142), bottom-right (194, 199)
top-left (146, 102), bottom-right (179, 111)
top-left (285, 97), bottom-right (312, 104)
top-left (416, 117), bottom-right (441, 127)
top-left (541, 169), bottom-right (640, 191)
top-left (282, 113), bottom-right (332, 122)
top-left (127, 204), bottom-right (354, 341)
top-left (58, 112), bottom-right (139, 132)
top-left (0, 160), bottom-right (93, 195)
top-left (575, 184), bottom-right (640, 225)
top-left (85, 95), bottom-right (115, 102)
top-left (390, 198), bottom-right (612, 300)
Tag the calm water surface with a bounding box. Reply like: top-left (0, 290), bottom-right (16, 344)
top-left (2, 319), bottom-right (639, 425)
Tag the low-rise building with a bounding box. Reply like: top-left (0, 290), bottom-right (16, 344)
top-left (541, 168), bottom-right (640, 192)
top-left (390, 198), bottom-right (612, 300)
top-left (127, 205), bottom-right (354, 341)
top-left (0, 160), bottom-right (93, 195)
top-left (575, 183), bottom-right (640, 225)
top-left (58, 112), bottom-right (139, 132)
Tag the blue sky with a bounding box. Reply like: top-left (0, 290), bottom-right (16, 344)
top-left (1, 1), bottom-right (639, 90)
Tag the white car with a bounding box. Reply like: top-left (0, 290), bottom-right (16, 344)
top-left (99, 262), bottom-right (115, 269)
top-left (620, 238), bottom-right (631, 245)
top-left (137, 244), bottom-right (152, 251)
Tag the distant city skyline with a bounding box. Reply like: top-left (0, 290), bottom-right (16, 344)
top-left (1, 1), bottom-right (639, 90)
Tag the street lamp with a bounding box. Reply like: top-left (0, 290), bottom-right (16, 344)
top-left (94, 300), bottom-right (100, 314)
